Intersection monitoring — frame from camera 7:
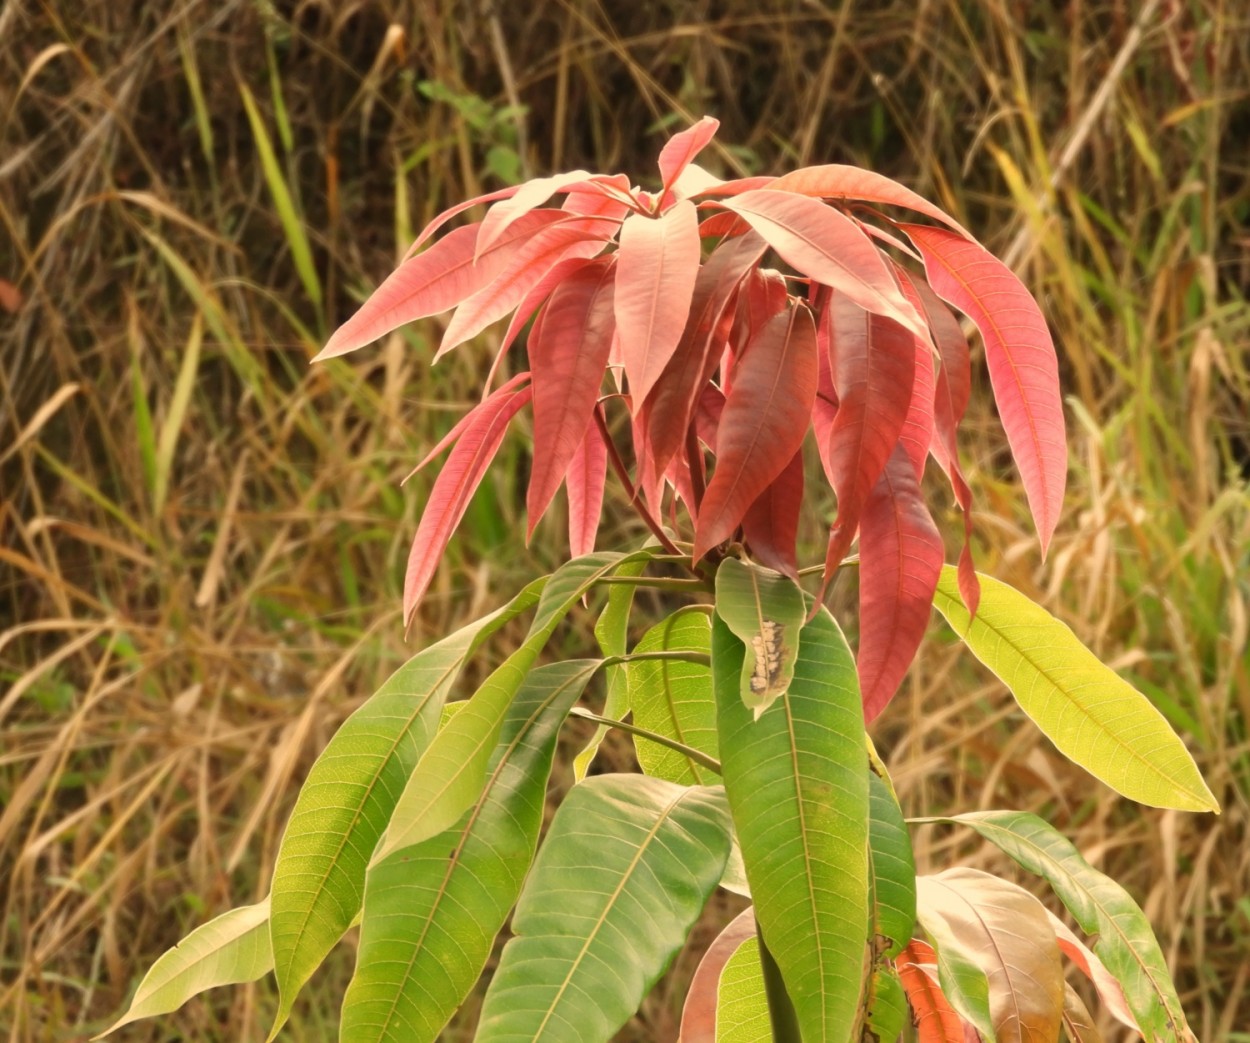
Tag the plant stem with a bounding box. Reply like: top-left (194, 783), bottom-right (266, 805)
top-left (596, 575), bottom-right (711, 592)
top-left (566, 708), bottom-right (722, 775)
top-left (756, 917), bottom-right (803, 1043)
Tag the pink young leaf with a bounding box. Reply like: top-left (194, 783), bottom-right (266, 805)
top-left (719, 190), bottom-right (928, 339)
top-left (769, 163), bottom-right (973, 240)
top-left (526, 257), bottom-right (618, 536)
top-left (857, 447), bottom-right (944, 722)
top-left (614, 200), bottom-right (702, 406)
top-left (694, 383), bottom-right (725, 448)
top-left (671, 162), bottom-right (726, 200)
top-left (476, 170), bottom-right (632, 256)
top-left (688, 175), bottom-right (777, 198)
top-left (435, 216), bottom-right (617, 360)
top-left (896, 940), bottom-right (968, 1043)
top-left (563, 187), bottom-right (633, 221)
top-left (894, 271), bottom-right (938, 480)
top-left (496, 255), bottom-right (597, 360)
top-left (316, 214), bottom-right (561, 361)
top-left (812, 301), bottom-right (838, 486)
top-left (693, 304), bottom-right (818, 561)
top-left (406, 371), bottom-right (533, 478)
top-left (901, 223), bottom-right (1066, 556)
top-left (697, 210), bottom-right (752, 240)
top-left (566, 411), bottom-right (609, 558)
top-left (817, 293), bottom-right (916, 594)
top-left (741, 446), bottom-right (805, 578)
top-left (642, 231), bottom-right (767, 481)
top-left (403, 184), bottom-right (521, 259)
top-left (402, 381), bottom-right (533, 625)
top-left (678, 907), bottom-right (756, 1043)
top-left (1045, 912), bottom-right (1139, 1033)
top-left (657, 116), bottom-right (720, 205)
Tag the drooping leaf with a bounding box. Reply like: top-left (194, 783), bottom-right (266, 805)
top-left (407, 370), bottom-right (532, 477)
top-left (679, 907), bottom-right (757, 1043)
top-left (714, 557), bottom-right (807, 717)
top-left (819, 294), bottom-right (917, 595)
top-left (892, 283), bottom-right (937, 480)
top-left (934, 810), bottom-right (1195, 1041)
top-left (267, 580), bottom-right (545, 1032)
top-left (694, 305), bottom-right (817, 561)
top-left (436, 217), bottom-right (616, 358)
top-left (402, 379), bottom-right (533, 624)
top-left (740, 445), bottom-right (804, 579)
top-left (628, 607), bottom-right (718, 785)
top-left (615, 199), bottom-right (702, 405)
top-left (658, 116), bottom-right (720, 200)
top-left (566, 412), bottom-right (608, 557)
top-left (1061, 983), bottom-right (1105, 1043)
top-left (1046, 911), bottom-right (1138, 1032)
top-left (866, 968), bottom-right (909, 1043)
top-left (572, 553), bottom-right (650, 780)
top-left (340, 659), bottom-right (600, 1043)
top-left (316, 216), bottom-right (549, 361)
top-left (379, 552), bottom-right (641, 861)
top-left (495, 254), bottom-right (598, 360)
top-left (857, 447), bottom-right (944, 722)
top-left (716, 936), bottom-right (773, 1043)
top-left (766, 164), bottom-right (973, 239)
top-left (931, 567), bottom-right (1219, 812)
top-left (868, 771), bottom-right (917, 959)
top-left (476, 170), bottom-right (630, 255)
top-left (713, 607), bottom-right (871, 1039)
top-left (916, 868), bottom-right (1066, 1043)
top-left (896, 940), bottom-right (967, 1043)
top-left (404, 184), bottom-right (524, 258)
top-left (526, 257), bottom-right (617, 534)
top-left (99, 899), bottom-right (272, 1038)
top-left (475, 775), bottom-right (732, 1042)
top-left (719, 190), bottom-right (925, 338)
top-left (901, 223), bottom-right (1066, 556)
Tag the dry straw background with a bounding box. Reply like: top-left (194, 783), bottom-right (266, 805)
top-left (1, 0), bottom-right (1248, 1039)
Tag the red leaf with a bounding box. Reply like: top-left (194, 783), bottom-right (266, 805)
top-left (1046, 913), bottom-right (1139, 1032)
top-left (614, 200), bottom-right (702, 405)
top-left (769, 164), bottom-right (973, 240)
top-left (566, 412), bottom-right (608, 557)
top-left (403, 381), bottom-right (532, 625)
top-left (687, 175), bottom-right (777, 198)
top-left (678, 908), bottom-right (756, 1043)
top-left (817, 293), bottom-right (916, 591)
top-left (657, 116), bottom-right (720, 205)
top-left (526, 257), bottom-right (617, 536)
top-left (316, 214), bottom-right (561, 361)
top-left (720, 190), bottom-right (927, 338)
top-left (697, 210), bottom-right (753, 239)
top-left (693, 304), bottom-right (817, 561)
top-left (496, 255), bottom-right (597, 360)
top-left (896, 940), bottom-right (967, 1043)
top-left (901, 223), bottom-right (1066, 556)
top-left (742, 446), bottom-right (805, 578)
top-left (894, 272), bottom-right (938, 481)
top-left (406, 371), bottom-right (533, 478)
top-left (403, 184), bottom-right (522, 259)
top-left (641, 231), bottom-right (766, 481)
top-left (563, 187), bottom-right (632, 221)
top-left (724, 268), bottom-right (789, 395)
top-left (435, 216), bottom-right (617, 359)
top-left (857, 447), bottom-right (944, 721)
top-left (476, 170), bottom-right (632, 255)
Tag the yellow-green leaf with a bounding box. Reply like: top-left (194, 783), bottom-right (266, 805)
top-left (932, 567), bottom-right (1218, 812)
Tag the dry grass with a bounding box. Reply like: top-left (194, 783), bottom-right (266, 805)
top-left (1, 0), bottom-right (1247, 1039)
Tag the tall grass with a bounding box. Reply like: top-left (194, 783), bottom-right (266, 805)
top-left (1, 0), bottom-right (1247, 1038)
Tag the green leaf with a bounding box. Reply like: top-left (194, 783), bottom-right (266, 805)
top-left (680, 907), bottom-right (757, 1043)
top-left (717, 936), bottom-right (772, 1043)
top-left (865, 967), bottom-right (908, 1043)
top-left (98, 899), bottom-right (272, 1038)
top-left (714, 557), bottom-right (807, 717)
top-left (574, 553), bottom-right (648, 779)
top-left (374, 552), bottom-right (637, 862)
top-left (868, 771), bottom-right (916, 959)
top-left (931, 810), bottom-right (1195, 1042)
top-left (267, 578), bottom-right (545, 1035)
top-left (916, 868), bottom-right (1066, 1043)
top-left (475, 774), bottom-right (732, 1042)
top-left (629, 607), bottom-right (718, 785)
top-left (713, 607), bottom-right (871, 1041)
top-left (911, 884), bottom-right (994, 1041)
top-left (341, 659), bottom-right (600, 1042)
top-left (932, 566), bottom-right (1218, 812)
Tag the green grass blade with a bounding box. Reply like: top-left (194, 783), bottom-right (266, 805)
top-left (374, 552), bottom-right (640, 861)
top-left (238, 81), bottom-right (322, 310)
top-left (935, 810), bottom-right (1194, 1043)
top-left (341, 659), bottom-right (600, 1042)
top-left (714, 557), bottom-right (807, 717)
top-left (932, 566), bottom-right (1218, 812)
top-left (629, 607), bottom-right (718, 785)
top-left (98, 899), bottom-right (272, 1038)
top-left (475, 775), bottom-right (732, 1042)
top-left (266, 579), bottom-right (546, 1036)
top-left (153, 313), bottom-right (203, 514)
top-left (713, 607), bottom-right (870, 1042)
